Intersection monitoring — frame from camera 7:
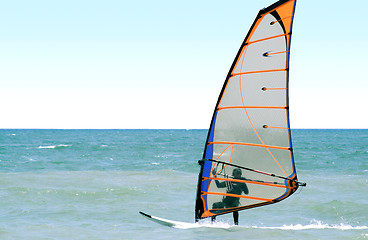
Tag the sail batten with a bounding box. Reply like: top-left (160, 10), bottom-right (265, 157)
top-left (203, 177), bottom-right (290, 188)
top-left (231, 68), bottom-right (288, 76)
top-left (203, 192), bottom-right (274, 202)
top-left (217, 106), bottom-right (288, 110)
top-left (195, 0), bottom-right (300, 221)
top-left (246, 32), bottom-right (291, 46)
top-left (200, 159), bottom-right (299, 183)
top-left (207, 141), bottom-right (291, 151)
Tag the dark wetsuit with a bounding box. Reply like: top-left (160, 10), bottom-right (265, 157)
top-left (212, 177), bottom-right (249, 225)
top-left (213, 177), bottom-right (249, 208)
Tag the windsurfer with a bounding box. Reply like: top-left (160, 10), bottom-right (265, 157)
top-left (211, 168), bottom-right (249, 225)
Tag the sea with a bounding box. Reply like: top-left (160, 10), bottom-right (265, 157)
top-left (0, 129), bottom-right (367, 240)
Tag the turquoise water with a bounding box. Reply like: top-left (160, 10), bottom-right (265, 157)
top-left (0, 129), bottom-right (367, 239)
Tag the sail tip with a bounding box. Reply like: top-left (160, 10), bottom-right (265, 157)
top-left (260, 0), bottom-right (294, 15)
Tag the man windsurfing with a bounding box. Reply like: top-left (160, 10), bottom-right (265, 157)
top-left (211, 168), bottom-right (249, 225)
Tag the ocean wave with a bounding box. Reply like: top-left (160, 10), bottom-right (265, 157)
top-left (157, 219), bottom-right (368, 231)
top-left (254, 220), bottom-right (368, 231)
top-left (38, 144), bottom-right (72, 149)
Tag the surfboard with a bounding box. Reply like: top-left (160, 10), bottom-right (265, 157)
top-left (139, 211), bottom-right (199, 228)
top-left (139, 211), bottom-right (233, 229)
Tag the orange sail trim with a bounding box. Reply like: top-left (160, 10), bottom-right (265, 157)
top-left (211, 144), bottom-right (234, 178)
top-left (231, 68), bottom-right (287, 77)
top-left (208, 141), bottom-right (291, 151)
top-left (272, 1), bottom-right (295, 26)
top-left (202, 176), bottom-right (289, 189)
top-left (264, 51), bottom-right (288, 56)
top-left (271, 15), bottom-right (294, 25)
top-left (263, 125), bottom-right (290, 130)
top-left (201, 210), bottom-right (215, 218)
top-left (203, 191), bottom-right (273, 202)
top-left (217, 106), bottom-right (287, 111)
top-left (262, 88), bottom-right (288, 91)
top-left (246, 33), bottom-right (291, 46)
top-left (267, 148), bottom-right (289, 177)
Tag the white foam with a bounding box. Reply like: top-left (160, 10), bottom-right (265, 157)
top-left (38, 144), bottom-right (71, 149)
top-left (253, 221), bottom-right (368, 231)
top-left (144, 216), bottom-right (368, 231)
top-left (177, 220), bottom-right (368, 231)
top-left (38, 145), bottom-right (57, 149)
top-left (173, 220), bottom-right (231, 229)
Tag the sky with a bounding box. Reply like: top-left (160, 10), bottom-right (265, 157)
top-left (1, 0), bottom-right (367, 129)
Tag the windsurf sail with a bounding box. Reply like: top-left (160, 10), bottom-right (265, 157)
top-left (195, 0), bottom-right (305, 221)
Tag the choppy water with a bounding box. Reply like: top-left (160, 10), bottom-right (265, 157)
top-left (0, 129), bottom-right (367, 239)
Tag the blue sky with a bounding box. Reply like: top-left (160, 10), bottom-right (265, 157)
top-left (1, 0), bottom-right (367, 129)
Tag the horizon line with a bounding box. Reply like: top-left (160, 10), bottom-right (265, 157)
top-left (1, 128), bottom-right (367, 130)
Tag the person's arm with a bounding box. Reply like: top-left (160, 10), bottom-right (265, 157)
top-left (212, 169), bottom-right (226, 188)
top-left (242, 183), bottom-right (249, 194)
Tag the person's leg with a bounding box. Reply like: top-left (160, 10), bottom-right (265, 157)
top-left (211, 202), bottom-right (224, 223)
top-left (233, 211), bottom-right (239, 225)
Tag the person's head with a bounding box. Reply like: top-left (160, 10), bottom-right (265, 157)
top-left (232, 168), bottom-right (242, 178)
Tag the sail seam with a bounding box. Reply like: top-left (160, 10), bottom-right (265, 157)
top-left (203, 192), bottom-right (273, 202)
top-left (200, 159), bottom-right (301, 184)
top-left (208, 141), bottom-right (291, 151)
top-left (263, 125), bottom-right (289, 130)
top-left (231, 68), bottom-right (287, 76)
top-left (202, 176), bottom-right (289, 188)
top-left (245, 33), bottom-right (290, 46)
top-left (217, 106), bottom-right (287, 110)
top-left (270, 15), bottom-right (294, 25)
top-left (262, 87), bottom-right (288, 91)
top-left (211, 144), bottom-right (233, 178)
top-left (263, 51), bottom-right (288, 56)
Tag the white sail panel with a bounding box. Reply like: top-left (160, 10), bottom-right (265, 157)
top-left (232, 15), bottom-right (289, 74)
top-left (214, 109), bottom-right (290, 147)
top-left (218, 72), bottom-right (288, 108)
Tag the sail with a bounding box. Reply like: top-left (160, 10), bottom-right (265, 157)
top-left (195, 0), bottom-right (299, 220)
